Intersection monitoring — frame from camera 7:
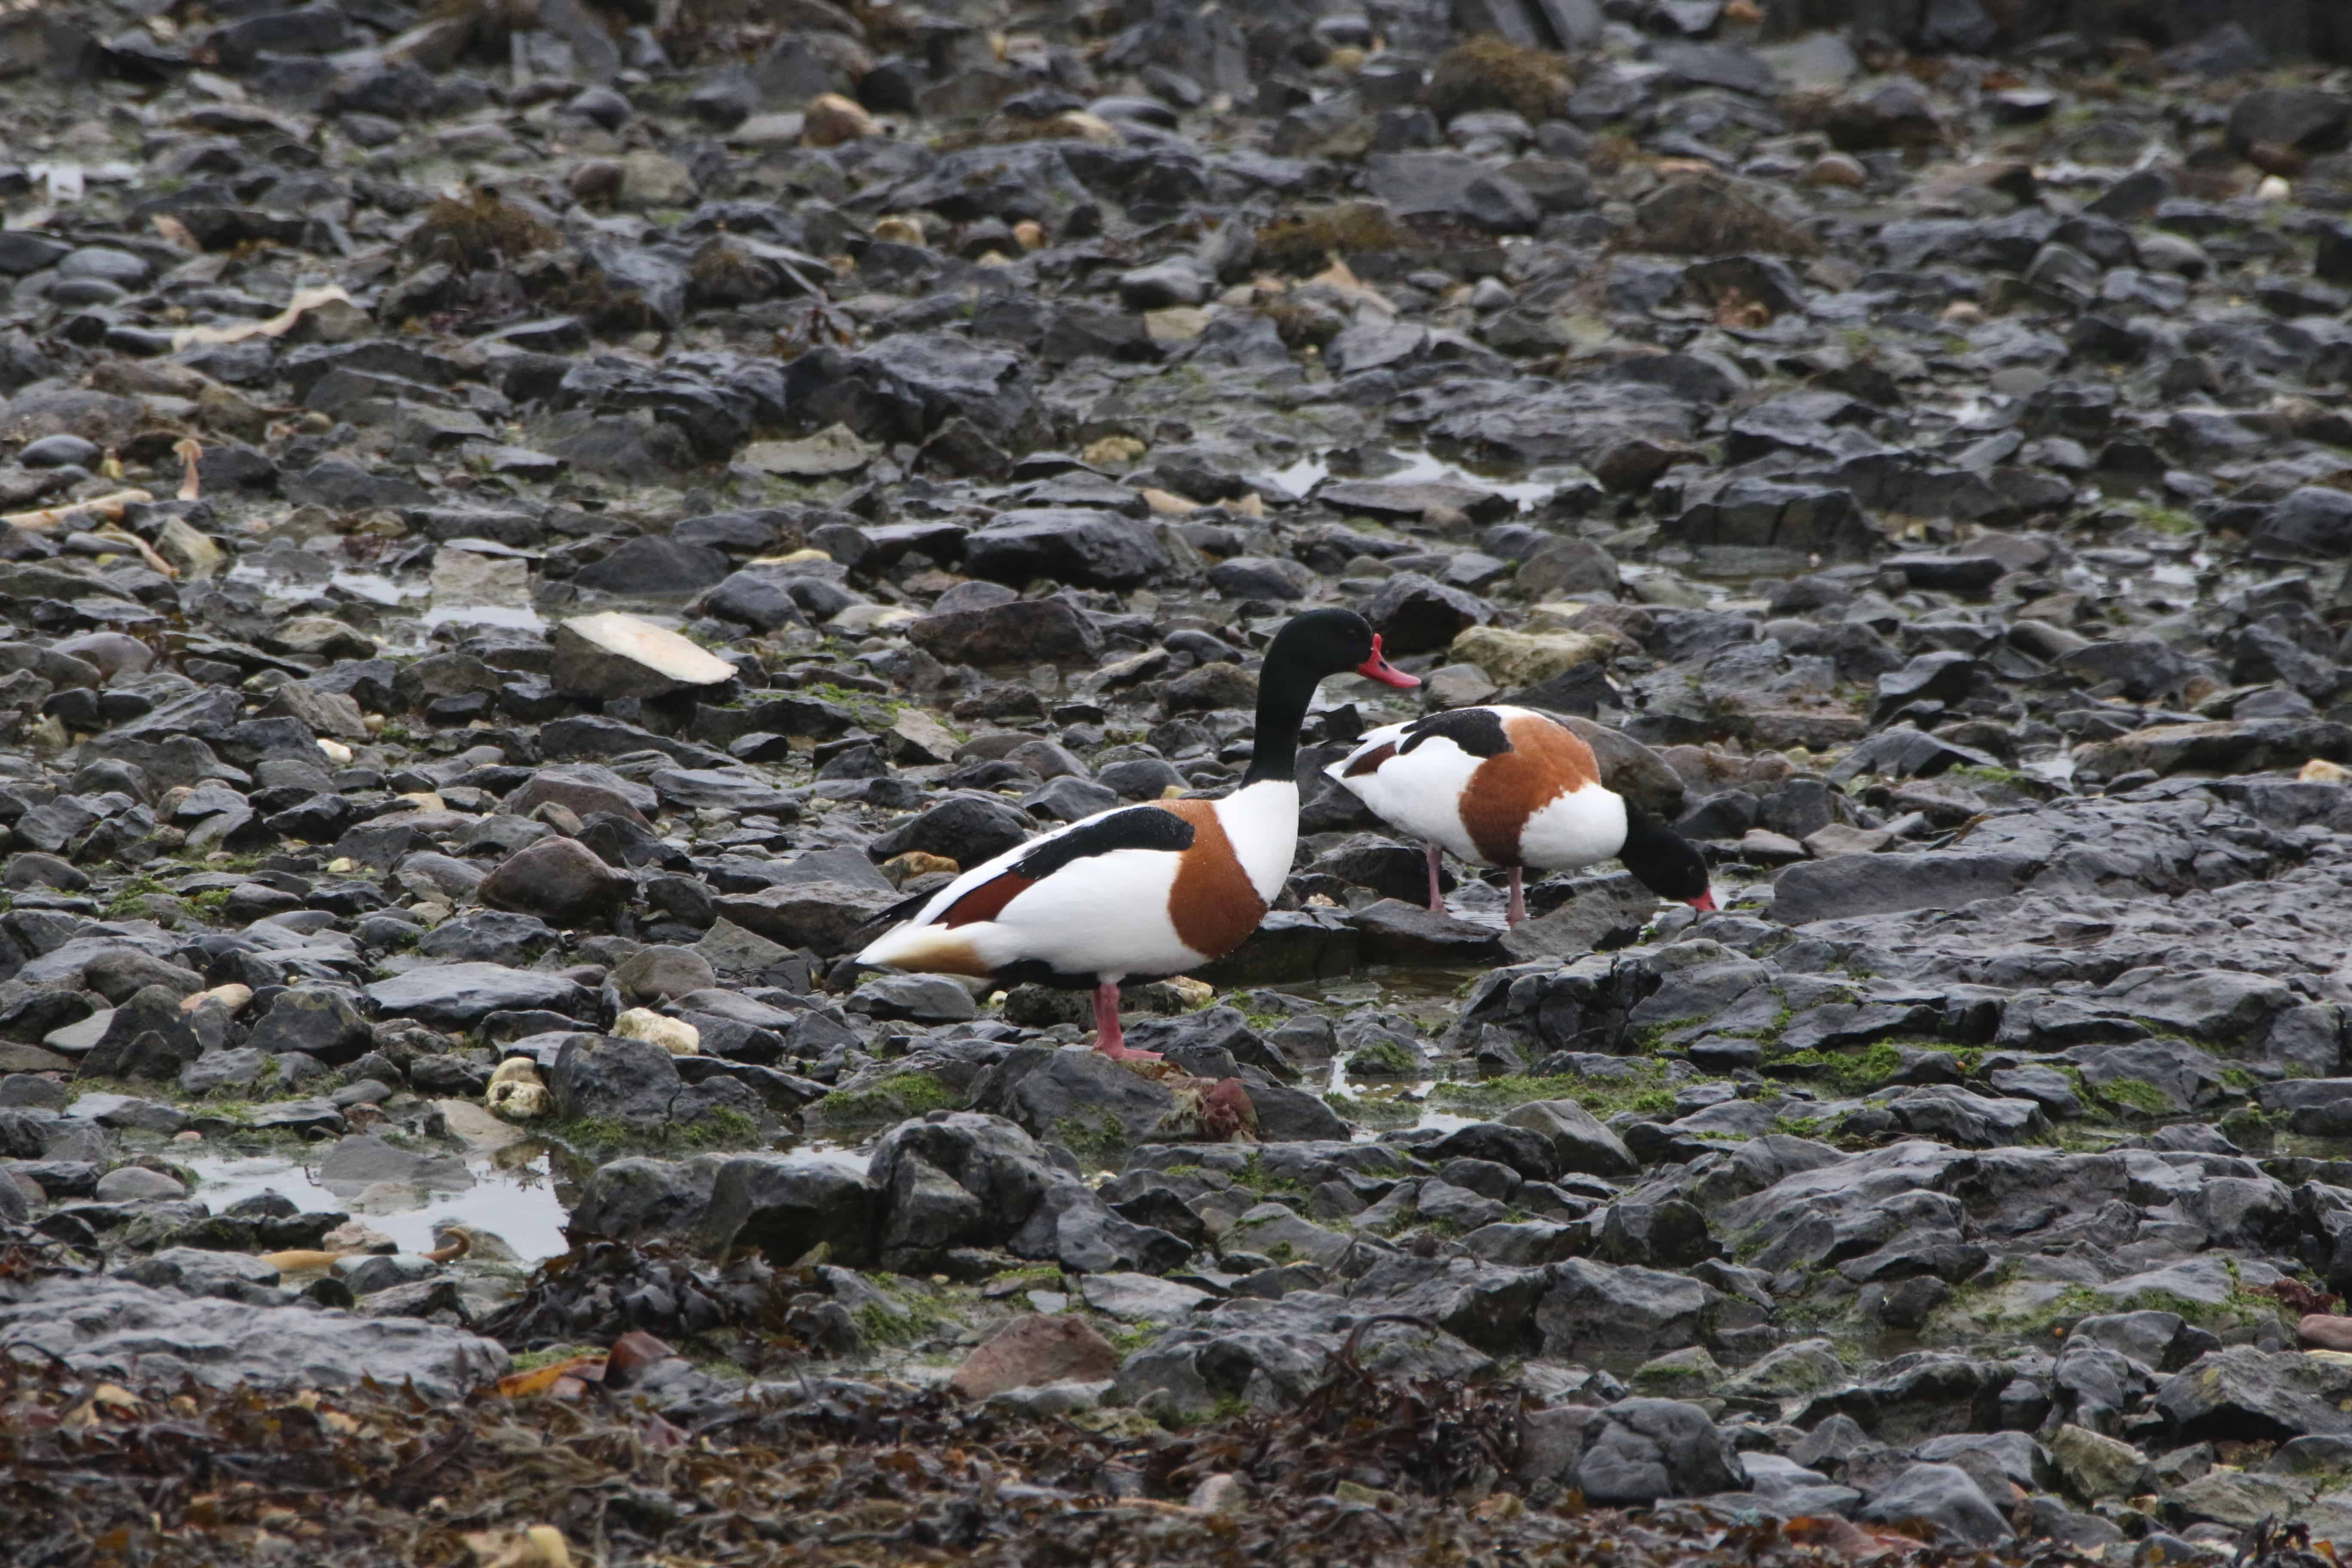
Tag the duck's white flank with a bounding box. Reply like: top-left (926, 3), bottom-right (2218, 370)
top-left (853, 779), bottom-right (1297, 983)
top-left (1328, 710), bottom-right (1627, 870)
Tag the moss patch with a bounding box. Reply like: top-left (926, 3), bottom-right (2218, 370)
top-left (1104, 1320), bottom-right (1165, 1355)
top-left (507, 1343), bottom-right (599, 1374)
top-left (1255, 203), bottom-right (1412, 273)
top-left (805, 1071), bottom-right (961, 1127)
top-left (1050, 1111), bottom-right (1134, 1169)
top-left (802, 682), bottom-right (912, 729)
top-left (1237, 1151), bottom-right (1310, 1200)
top-left (1347, 1037), bottom-right (1420, 1078)
top-left (101, 874), bottom-right (175, 919)
top-left (1256, 298), bottom-right (1342, 349)
top-left (2126, 502), bottom-right (2200, 535)
top-left (1628, 179), bottom-right (1820, 258)
top-left (855, 1277), bottom-right (956, 1348)
top-left (2093, 1076), bottom-right (2171, 1117)
top-left (1425, 35), bottom-right (1572, 124)
top-left (1325, 1090), bottom-right (1421, 1129)
top-left (408, 188), bottom-right (557, 273)
top-left (1432, 1069), bottom-right (1675, 1120)
top-left (550, 1106), bottom-right (764, 1154)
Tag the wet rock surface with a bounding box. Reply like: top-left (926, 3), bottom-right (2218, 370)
top-left (5, 0), bottom-right (2352, 1558)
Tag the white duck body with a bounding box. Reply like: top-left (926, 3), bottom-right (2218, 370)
top-left (854, 779), bottom-right (1298, 985)
top-left (1329, 705), bottom-right (1627, 871)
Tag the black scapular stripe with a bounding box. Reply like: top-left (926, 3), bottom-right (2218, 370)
top-left (1399, 706), bottom-right (1512, 759)
top-left (1010, 805), bottom-right (1195, 879)
top-left (858, 883), bottom-right (938, 932)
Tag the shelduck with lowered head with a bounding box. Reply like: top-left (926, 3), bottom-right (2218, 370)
top-left (855, 607), bottom-right (1418, 1060)
top-left (1327, 704), bottom-right (1715, 927)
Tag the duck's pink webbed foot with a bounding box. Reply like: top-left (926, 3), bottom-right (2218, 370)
top-left (1091, 980), bottom-right (1161, 1062)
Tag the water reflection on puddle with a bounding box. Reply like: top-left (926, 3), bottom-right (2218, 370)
top-left (329, 570), bottom-right (407, 605)
top-left (184, 1138), bottom-right (877, 1268)
top-left (184, 1146), bottom-right (575, 1265)
top-left (420, 603), bottom-right (546, 633)
top-left (1257, 448), bottom-right (1567, 510)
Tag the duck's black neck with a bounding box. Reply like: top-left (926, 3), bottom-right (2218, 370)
top-left (1243, 655), bottom-right (1321, 787)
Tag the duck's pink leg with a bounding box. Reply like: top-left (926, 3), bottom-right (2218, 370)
top-left (1093, 980), bottom-right (1160, 1062)
top-left (1507, 866), bottom-right (1526, 928)
top-left (1426, 843), bottom-right (1445, 913)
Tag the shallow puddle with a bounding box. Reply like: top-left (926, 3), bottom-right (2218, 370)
top-left (418, 603), bottom-right (548, 635)
top-left (184, 1135), bottom-right (876, 1270)
top-left (1256, 447), bottom-right (1567, 510)
top-left (184, 1145), bottom-right (576, 1265)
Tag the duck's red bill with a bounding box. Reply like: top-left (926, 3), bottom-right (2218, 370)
top-left (1686, 891), bottom-right (1718, 912)
top-left (1357, 634), bottom-right (1418, 688)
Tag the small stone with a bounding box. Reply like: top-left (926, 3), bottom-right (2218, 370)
top-left (616, 150), bottom-right (698, 210)
top-left (740, 424), bottom-right (874, 477)
top-left (478, 838), bottom-right (628, 928)
top-left (948, 1313), bottom-right (1121, 1400)
top-left (551, 612), bottom-right (737, 701)
top-left (2300, 1314), bottom-right (2352, 1351)
top-left (1188, 1473), bottom-right (1249, 1513)
top-left (1083, 435), bottom-right (1147, 468)
top-left (1802, 824), bottom-right (1893, 858)
top-left (1803, 153), bottom-right (1867, 187)
top-left (2048, 1423), bottom-right (2149, 1500)
top-left (614, 1007), bottom-right (701, 1056)
top-left (802, 93), bottom-right (878, 147)
top-left (94, 1165), bottom-right (187, 1202)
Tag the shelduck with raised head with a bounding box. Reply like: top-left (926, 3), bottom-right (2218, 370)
top-left (1328, 704), bottom-right (1714, 926)
top-left (855, 608), bottom-right (1418, 1060)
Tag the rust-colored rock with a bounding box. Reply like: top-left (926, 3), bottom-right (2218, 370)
top-left (947, 1314), bottom-right (1119, 1400)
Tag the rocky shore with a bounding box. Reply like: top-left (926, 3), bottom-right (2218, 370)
top-left (7, 0), bottom-right (2352, 1559)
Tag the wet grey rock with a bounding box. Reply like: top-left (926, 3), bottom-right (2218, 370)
top-left (337, 1252), bottom-right (442, 1297)
top-left (575, 535), bottom-right (732, 596)
top-left (1362, 573), bottom-right (1497, 655)
top-left (2253, 487), bottom-right (2352, 557)
top-left (0, 1275), bottom-right (504, 1398)
top-left (698, 1154), bottom-right (873, 1265)
top-left (1537, 1259), bottom-right (1724, 1359)
top-left (867, 793), bottom-right (1035, 867)
top-left (1573, 1398), bottom-right (1749, 1504)
top-left (907, 597), bottom-right (1102, 665)
top-left (2157, 1348), bottom-right (2352, 1441)
top-left (1859, 1462), bottom-right (2014, 1547)
top-left (867, 1110), bottom-right (1184, 1273)
top-left (417, 910), bottom-right (560, 966)
top-left (548, 1034), bottom-right (766, 1136)
top-left (1503, 1099), bottom-right (1638, 1176)
top-left (970, 1046), bottom-right (1178, 1155)
top-left (76, 986), bottom-right (202, 1082)
top-left (570, 1155), bottom-right (723, 1242)
top-left (610, 946), bottom-right (718, 1003)
top-left (963, 509), bottom-right (1168, 590)
top-left (716, 881), bottom-right (897, 956)
top-left (94, 1165), bottom-right (187, 1203)
top-left (853, 974), bottom-right (979, 1023)
top-left (364, 964), bottom-right (595, 1029)
top-left (1350, 900), bottom-right (1508, 965)
top-left (246, 987), bottom-right (372, 1063)
top-left (1115, 1299), bottom-right (1487, 1418)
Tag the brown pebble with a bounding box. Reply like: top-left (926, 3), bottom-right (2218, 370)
top-left (2299, 1314), bottom-right (2352, 1351)
top-left (567, 159), bottom-right (621, 202)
